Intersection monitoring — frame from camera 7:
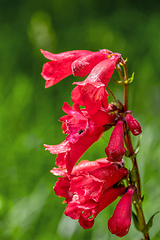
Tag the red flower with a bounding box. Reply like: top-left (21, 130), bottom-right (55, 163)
top-left (71, 54), bottom-right (121, 114)
top-left (126, 113), bottom-right (142, 136)
top-left (51, 158), bottom-right (128, 229)
top-left (108, 188), bottom-right (134, 237)
top-left (105, 120), bottom-right (126, 162)
top-left (71, 50), bottom-right (111, 77)
top-left (44, 128), bottom-right (104, 174)
top-left (41, 49), bottom-right (91, 88)
top-left (44, 103), bottom-right (115, 173)
top-left (60, 102), bottom-right (115, 143)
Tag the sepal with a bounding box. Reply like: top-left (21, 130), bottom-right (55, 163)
top-left (146, 211), bottom-right (160, 231)
top-left (125, 72), bottom-right (135, 84)
top-left (132, 211), bottom-right (142, 232)
top-left (134, 135), bottom-right (142, 155)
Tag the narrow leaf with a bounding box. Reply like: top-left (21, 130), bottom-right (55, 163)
top-left (146, 211), bottom-right (160, 231)
top-left (132, 211), bottom-right (142, 232)
top-left (134, 135), bottom-right (142, 155)
top-left (125, 72), bottom-right (135, 84)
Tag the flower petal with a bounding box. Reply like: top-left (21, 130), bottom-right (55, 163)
top-left (41, 49), bottom-right (91, 87)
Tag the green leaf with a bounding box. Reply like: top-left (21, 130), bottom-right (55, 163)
top-left (112, 78), bottom-right (123, 85)
top-left (125, 72), bottom-right (135, 84)
top-left (146, 211), bottom-right (160, 231)
top-left (132, 211), bottom-right (142, 232)
top-left (134, 135), bottom-right (142, 155)
top-left (141, 195), bottom-right (144, 203)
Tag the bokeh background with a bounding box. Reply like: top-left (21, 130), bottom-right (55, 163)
top-left (1, 0), bottom-right (160, 239)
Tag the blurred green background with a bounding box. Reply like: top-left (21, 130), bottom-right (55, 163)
top-left (1, 0), bottom-right (160, 239)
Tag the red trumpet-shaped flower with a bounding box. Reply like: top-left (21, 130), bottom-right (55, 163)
top-left (71, 50), bottom-right (111, 77)
top-left (51, 158), bottom-right (128, 229)
top-left (71, 54), bottom-right (121, 114)
top-left (44, 102), bottom-right (115, 173)
top-left (105, 120), bottom-right (126, 162)
top-left (41, 49), bottom-right (91, 88)
top-left (126, 113), bottom-right (142, 136)
top-left (108, 187), bottom-right (134, 237)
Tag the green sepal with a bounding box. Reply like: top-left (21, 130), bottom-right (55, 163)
top-left (112, 78), bottom-right (123, 85)
top-left (125, 150), bottom-right (131, 157)
top-left (132, 211), bottom-right (142, 232)
top-left (125, 72), bottom-right (135, 84)
top-left (134, 135), bottom-right (142, 155)
top-left (141, 195), bottom-right (144, 203)
top-left (146, 211), bottom-right (160, 231)
top-left (112, 100), bottom-right (124, 110)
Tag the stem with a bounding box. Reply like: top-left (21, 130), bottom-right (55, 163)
top-left (124, 83), bottom-right (128, 112)
top-left (125, 121), bottom-right (150, 240)
top-left (132, 156), bottom-right (141, 199)
top-left (106, 86), bottom-right (116, 101)
top-left (121, 60), bottom-right (150, 240)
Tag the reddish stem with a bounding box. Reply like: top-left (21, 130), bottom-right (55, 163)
top-left (120, 60), bottom-right (150, 240)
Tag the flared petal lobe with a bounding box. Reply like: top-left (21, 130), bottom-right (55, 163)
top-left (41, 49), bottom-right (91, 88)
top-left (108, 188), bottom-right (134, 237)
top-left (44, 127), bottom-right (103, 173)
top-left (45, 102), bottom-right (115, 173)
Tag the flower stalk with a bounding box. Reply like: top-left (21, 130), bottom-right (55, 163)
top-left (120, 60), bottom-right (150, 240)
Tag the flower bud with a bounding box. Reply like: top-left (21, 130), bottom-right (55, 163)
top-left (126, 113), bottom-right (142, 136)
top-left (108, 188), bottom-right (134, 237)
top-left (105, 120), bottom-right (126, 162)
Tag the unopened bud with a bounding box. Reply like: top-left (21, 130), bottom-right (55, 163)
top-left (105, 120), bottom-right (126, 162)
top-left (126, 114), bottom-right (142, 136)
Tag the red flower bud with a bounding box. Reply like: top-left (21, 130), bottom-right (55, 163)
top-left (105, 120), bottom-right (126, 162)
top-left (108, 188), bottom-right (134, 237)
top-left (126, 113), bottom-right (142, 136)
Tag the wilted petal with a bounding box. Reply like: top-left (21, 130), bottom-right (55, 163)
top-left (44, 140), bottom-right (71, 168)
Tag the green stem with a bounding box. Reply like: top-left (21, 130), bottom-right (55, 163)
top-left (121, 60), bottom-right (150, 240)
top-left (125, 120), bottom-right (150, 240)
top-left (124, 83), bottom-right (128, 112)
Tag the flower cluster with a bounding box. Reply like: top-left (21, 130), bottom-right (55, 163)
top-left (41, 49), bottom-right (142, 237)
